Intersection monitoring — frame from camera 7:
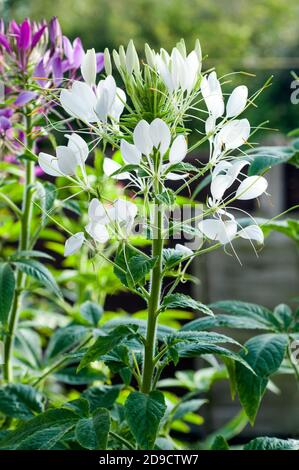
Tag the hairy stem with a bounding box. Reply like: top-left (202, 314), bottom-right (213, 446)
top-left (3, 113), bottom-right (35, 383)
top-left (141, 179), bottom-right (164, 393)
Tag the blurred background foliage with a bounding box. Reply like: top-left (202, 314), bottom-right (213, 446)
top-left (2, 0), bottom-right (299, 134)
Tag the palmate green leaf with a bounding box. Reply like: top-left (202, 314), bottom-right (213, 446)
top-left (113, 244), bottom-right (140, 287)
top-left (272, 304), bottom-right (294, 331)
top-left (210, 300), bottom-right (278, 330)
top-left (0, 262), bottom-right (15, 325)
top-left (102, 317), bottom-right (176, 341)
top-left (82, 385), bottom-right (121, 413)
top-left (75, 408), bottom-right (110, 450)
top-left (261, 219), bottom-right (299, 245)
top-left (162, 248), bottom-right (184, 269)
top-left (244, 437), bottom-right (299, 450)
top-left (235, 333), bottom-right (288, 424)
top-left (80, 301), bottom-right (103, 326)
top-left (12, 259), bottom-right (61, 297)
top-left (161, 293), bottom-right (213, 316)
top-left (78, 325), bottom-right (139, 371)
top-left (0, 408), bottom-right (79, 450)
top-left (0, 384), bottom-right (45, 420)
top-left (125, 391), bottom-right (167, 450)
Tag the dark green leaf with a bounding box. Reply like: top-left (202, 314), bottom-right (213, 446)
top-left (128, 255), bottom-right (157, 285)
top-left (10, 250), bottom-right (54, 261)
top-left (12, 259), bottom-right (61, 297)
top-left (75, 408), bottom-right (110, 450)
top-left (161, 294), bottom-right (213, 316)
top-left (236, 334), bottom-right (288, 424)
top-left (156, 190), bottom-right (176, 206)
top-left (182, 314), bottom-right (270, 331)
top-left (210, 435), bottom-right (230, 450)
top-left (172, 399), bottom-right (207, 421)
top-left (0, 263), bottom-right (15, 324)
top-left (78, 325), bottom-right (138, 371)
top-left (45, 325), bottom-right (88, 361)
top-left (244, 437), bottom-right (299, 450)
top-left (210, 300), bottom-right (278, 329)
top-left (82, 386), bottom-right (121, 413)
top-left (0, 408), bottom-right (78, 450)
top-left (80, 301), bottom-right (103, 326)
top-left (0, 384), bottom-right (44, 420)
top-left (125, 391), bottom-right (166, 449)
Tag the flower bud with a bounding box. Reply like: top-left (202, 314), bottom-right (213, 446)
top-left (104, 48), bottom-right (112, 75)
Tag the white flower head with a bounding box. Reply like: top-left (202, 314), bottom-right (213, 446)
top-left (38, 133), bottom-right (89, 177)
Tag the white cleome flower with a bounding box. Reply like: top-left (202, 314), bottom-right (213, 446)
top-left (198, 160), bottom-right (267, 245)
top-left (64, 198), bottom-right (138, 256)
top-left (60, 71), bottom-right (126, 125)
top-left (38, 133), bottom-right (89, 177)
top-left (153, 43), bottom-right (201, 94)
top-left (103, 118), bottom-right (188, 182)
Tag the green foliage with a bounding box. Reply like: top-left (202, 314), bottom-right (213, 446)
top-left (0, 384), bottom-right (44, 420)
top-left (235, 334), bottom-right (288, 424)
top-left (125, 391), bottom-right (166, 449)
top-left (12, 259), bottom-right (61, 297)
top-left (0, 263), bottom-right (15, 325)
top-left (244, 437), bottom-right (299, 450)
top-left (75, 408), bottom-right (110, 450)
top-left (161, 294), bottom-right (213, 316)
top-left (80, 301), bottom-right (103, 326)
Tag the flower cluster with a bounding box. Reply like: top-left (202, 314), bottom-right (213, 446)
top-left (38, 40), bottom-right (269, 258)
top-left (64, 198), bottom-right (138, 256)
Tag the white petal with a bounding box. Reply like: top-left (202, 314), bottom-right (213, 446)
top-left (210, 174), bottom-right (232, 201)
top-left (201, 72), bottom-right (224, 118)
top-left (175, 243), bottom-right (193, 256)
top-left (238, 225), bottom-right (264, 244)
top-left (169, 135), bottom-right (187, 163)
top-left (149, 118), bottom-right (171, 156)
top-left (205, 115), bottom-right (216, 134)
top-left (60, 82), bottom-right (97, 122)
top-left (56, 146), bottom-right (78, 175)
top-left (113, 199), bottom-right (137, 222)
top-left (120, 140), bottom-right (141, 165)
top-left (166, 172), bottom-right (188, 181)
top-left (95, 88), bottom-right (110, 121)
top-left (64, 232), bottom-right (85, 256)
top-left (66, 133), bottom-right (89, 164)
top-left (218, 119), bottom-right (250, 150)
top-left (88, 198), bottom-right (109, 224)
top-left (236, 176), bottom-right (268, 200)
top-left (81, 48), bottom-right (96, 86)
top-left (110, 87), bottom-right (126, 122)
top-left (103, 157), bottom-right (129, 180)
top-left (85, 222), bottom-right (109, 243)
top-left (226, 85), bottom-right (248, 118)
top-left (133, 119), bottom-right (153, 156)
top-left (38, 152), bottom-right (60, 176)
top-left (198, 218), bottom-right (237, 244)
top-left (97, 75), bottom-right (116, 110)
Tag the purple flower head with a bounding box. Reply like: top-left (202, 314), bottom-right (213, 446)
top-left (0, 108), bottom-right (13, 118)
top-left (49, 17), bottom-right (62, 50)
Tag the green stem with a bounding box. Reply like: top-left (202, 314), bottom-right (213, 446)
top-left (141, 178), bottom-right (164, 394)
top-left (287, 341), bottom-right (299, 385)
top-left (3, 113), bottom-right (35, 383)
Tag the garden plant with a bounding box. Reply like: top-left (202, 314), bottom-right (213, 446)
top-left (0, 20), bottom-right (298, 451)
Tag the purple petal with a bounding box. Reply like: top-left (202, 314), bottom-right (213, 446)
top-left (0, 33), bottom-right (11, 52)
top-left (14, 90), bottom-right (37, 107)
top-left (49, 16), bottom-right (62, 47)
top-left (0, 116), bottom-right (11, 131)
top-left (31, 24), bottom-right (46, 48)
top-left (63, 36), bottom-right (73, 61)
top-left (33, 59), bottom-right (49, 87)
top-left (72, 37), bottom-right (84, 68)
top-left (0, 19), bottom-right (4, 35)
top-left (19, 19), bottom-right (31, 50)
top-left (9, 20), bottom-right (20, 35)
top-left (52, 56), bottom-right (63, 86)
top-left (0, 108), bottom-right (13, 118)
top-left (96, 53), bottom-right (105, 73)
